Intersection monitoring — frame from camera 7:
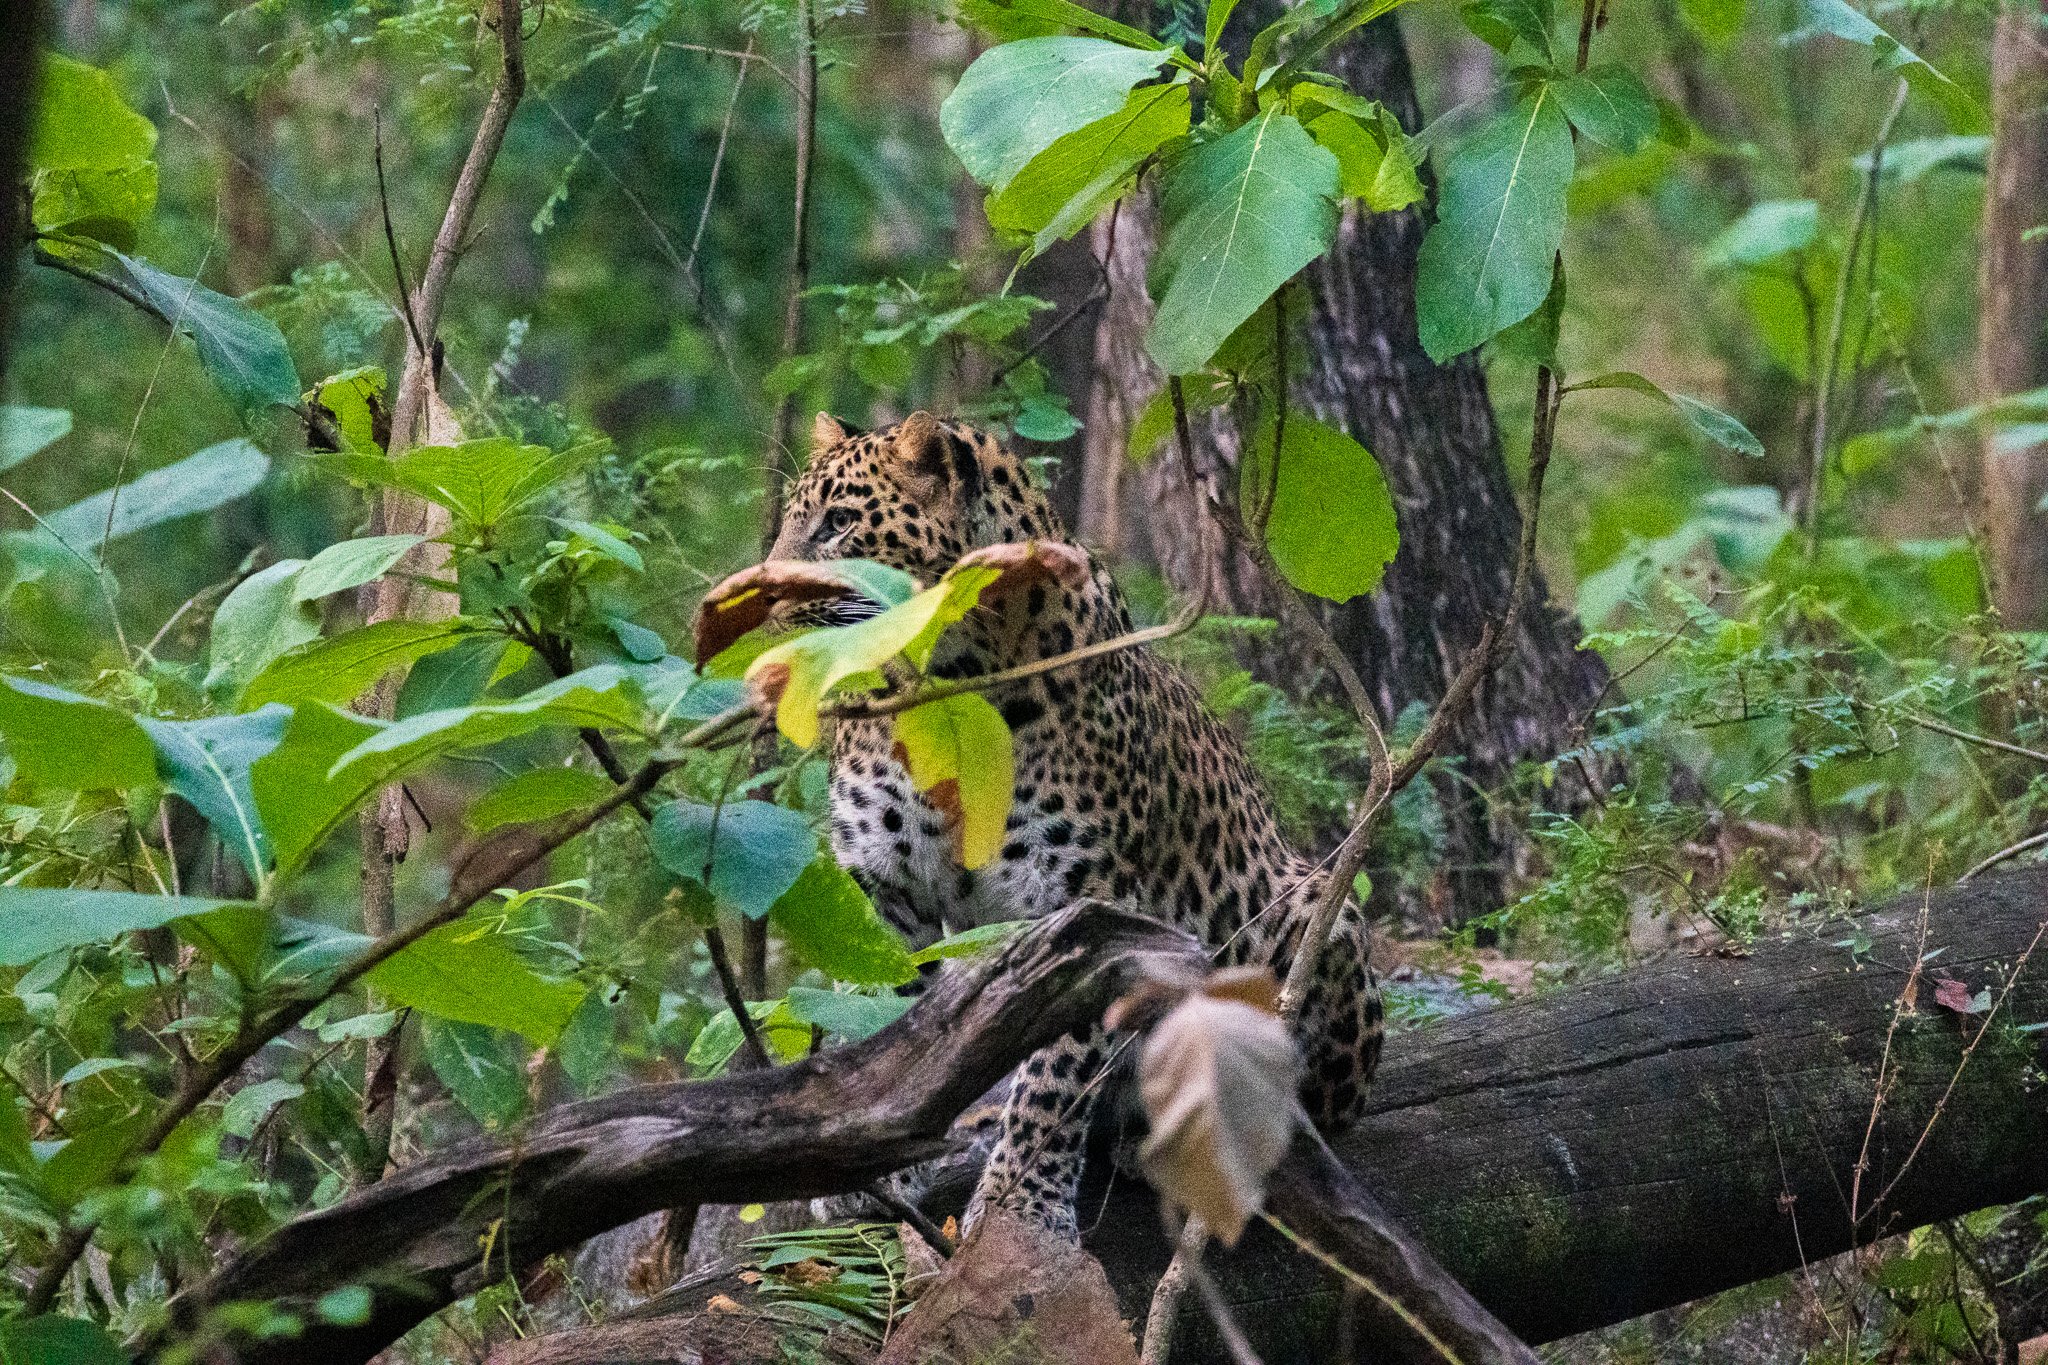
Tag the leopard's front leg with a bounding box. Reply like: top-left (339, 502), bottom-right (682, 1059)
top-left (964, 1029), bottom-right (1110, 1242)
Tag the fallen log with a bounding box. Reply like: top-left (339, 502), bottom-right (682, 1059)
top-left (155, 872), bottom-right (2048, 1363)
top-left (1078, 867), bottom-right (2048, 1358)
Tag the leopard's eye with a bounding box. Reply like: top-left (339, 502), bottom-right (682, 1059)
top-left (818, 506), bottom-right (861, 540)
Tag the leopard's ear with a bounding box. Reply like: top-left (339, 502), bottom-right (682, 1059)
top-left (812, 412), bottom-right (852, 451)
top-left (893, 411), bottom-right (983, 504)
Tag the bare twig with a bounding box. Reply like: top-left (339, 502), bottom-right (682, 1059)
top-left (1801, 79), bottom-right (1910, 546)
top-left (760, 0), bottom-right (820, 548)
top-left (1960, 827), bottom-right (2048, 882)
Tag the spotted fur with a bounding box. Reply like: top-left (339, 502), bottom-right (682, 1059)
top-left (772, 411), bottom-right (1384, 1239)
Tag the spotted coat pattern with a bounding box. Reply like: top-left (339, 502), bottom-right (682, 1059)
top-left (769, 412), bottom-right (1384, 1238)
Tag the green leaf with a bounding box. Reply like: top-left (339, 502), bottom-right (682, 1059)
top-left (0, 406), bottom-right (70, 473)
top-left (203, 559), bottom-right (323, 703)
top-left (0, 675), bottom-right (155, 790)
top-left (769, 860), bottom-right (916, 986)
top-left (469, 766), bottom-right (617, 831)
top-left (307, 367), bottom-right (387, 454)
top-left (1679, 0), bottom-right (1744, 42)
top-left (222, 1078), bottom-right (303, 1139)
top-left (0, 1315), bottom-right (130, 1365)
top-left (1569, 372), bottom-right (1766, 458)
top-left (1147, 111), bottom-right (1340, 375)
top-left (783, 987), bottom-right (912, 1042)
top-left (1701, 199), bottom-right (1819, 270)
top-left (1553, 66), bottom-right (1660, 153)
top-left (328, 438), bottom-right (608, 534)
top-left (1298, 99), bottom-right (1424, 211)
top-left (139, 707), bottom-right (291, 880)
top-left (607, 617), bottom-right (666, 663)
top-left (109, 252), bottom-right (302, 417)
top-left (909, 920), bottom-right (1027, 965)
top-left (316, 1286), bottom-right (375, 1327)
top-left (1245, 415), bottom-right (1399, 601)
top-left (267, 669), bottom-right (644, 875)
top-left (28, 56), bottom-right (158, 250)
top-left (650, 799), bottom-right (818, 919)
top-left (30, 56), bottom-right (156, 171)
top-left (40, 1112), bottom-right (147, 1206)
top-left (42, 438), bottom-right (270, 559)
top-left (986, 83), bottom-right (1191, 248)
top-left (1790, 0), bottom-right (1987, 132)
top-left (891, 694), bottom-right (1015, 870)
top-left (248, 702), bottom-right (386, 882)
top-left (1461, 0), bottom-right (1553, 58)
top-left (368, 921), bottom-right (587, 1044)
top-left (550, 517), bottom-right (644, 574)
top-left (242, 620), bottom-right (473, 710)
top-left (420, 1018), bottom-right (528, 1130)
top-left (293, 535), bottom-right (428, 602)
top-left (1415, 88), bottom-right (1575, 362)
top-left (941, 37), bottom-right (1174, 190)
top-left (396, 635), bottom-right (519, 718)
top-left (0, 888), bottom-right (251, 965)
top-left (687, 1000), bottom-right (810, 1072)
top-left (957, 0), bottom-right (1167, 46)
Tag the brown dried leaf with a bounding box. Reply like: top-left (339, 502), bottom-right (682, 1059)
top-left (1932, 975), bottom-right (1987, 1015)
top-left (692, 561), bottom-right (868, 663)
top-left (781, 1258), bottom-right (839, 1288)
top-left (954, 540), bottom-right (1093, 599)
top-left (1137, 991), bottom-right (1300, 1246)
top-left (705, 1293), bottom-right (745, 1315)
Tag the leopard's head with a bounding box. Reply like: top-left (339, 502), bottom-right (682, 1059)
top-left (769, 411), bottom-right (1062, 585)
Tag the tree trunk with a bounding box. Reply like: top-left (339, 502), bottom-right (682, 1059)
top-left (155, 872), bottom-right (2048, 1365)
top-left (0, 0), bottom-right (47, 393)
top-left (1081, 13), bottom-right (1611, 925)
top-left (1979, 0), bottom-right (2048, 627)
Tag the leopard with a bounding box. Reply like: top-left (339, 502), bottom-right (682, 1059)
top-left (768, 409), bottom-right (1383, 1241)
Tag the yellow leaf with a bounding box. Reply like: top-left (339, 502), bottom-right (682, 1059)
top-left (1136, 991), bottom-right (1299, 1245)
top-left (892, 693), bottom-right (1016, 869)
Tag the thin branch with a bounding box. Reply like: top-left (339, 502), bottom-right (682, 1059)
top-left (1801, 79), bottom-right (1909, 547)
top-left (372, 109), bottom-right (429, 363)
top-left (1906, 712), bottom-right (2048, 767)
top-left (1960, 827), bottom-right (2048, 882)
top-left (760, 0), bottom-right (820, 549)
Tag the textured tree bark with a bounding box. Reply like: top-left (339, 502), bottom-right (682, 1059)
top-left (1978, 0), bottom-right (2048, 627)
top-left (154, 873), bottom-right (2048, 1364)
top-left (0, 0), bottom-right (47, 392)
top-left (1081, 13), bottom-right (1611, 924)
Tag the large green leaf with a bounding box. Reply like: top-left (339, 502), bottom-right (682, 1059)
top-left (139, 707), bottom-right (291, 881)
top-left (941, 36), bottom-right (1174, 190)
top-left (0, 888), bottom-right (252, 966)
top-left (420, 1018), bottom-right (528, 1130)
top-left (1791, 0), bottom-right (1987, 132)
top-left (1415, 87), bottom-right (1575, 362)
top-left (1146, 111), bottom-right (1339, 376)
top-left (30, 55), bottom-right (156, 170)
top-left (41, 439), bottom-right (270, 560)
top-left (891, 694), bottom-right (1015, 870)
top-left (0, 1314), bottom-right (129, 1365)
top-left (203, 559), bottom-right (323, 702)
top-left (783, 987), bottom-right (912, 1042)
top-left (369, 921), bottom-right (587, 1044)
top-left (1298, 96), bottom-right (1425, 212)
top-left (327, 438), bottom-right (608, 534)
top-left (1245, 415), bottom-right (1400, 602)
top-left (29, 56), bottom-right (158, 250)
top-left (241, 620), bottom-right (473, 710)
top-left (1553, 66), bottom-right (1659, 153)
top-left (650, 799), bottom-right (818, 920)
top-left (0, 675), bottom-right (156, 790)
top-left (769, 859), bottom-right (917, 987)
top-left (249, 702), bottom-right (388, 882)
top-left (987, 83), bottom-right (1191, 248)
top-left (254, 672), bottom-right (645, 877)
top-left (293, 534), bottom-right (428, 602)
top-left (0, 407), bottom-right (70, 473)
top-left (110, 252), bottom-right (302, 418)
